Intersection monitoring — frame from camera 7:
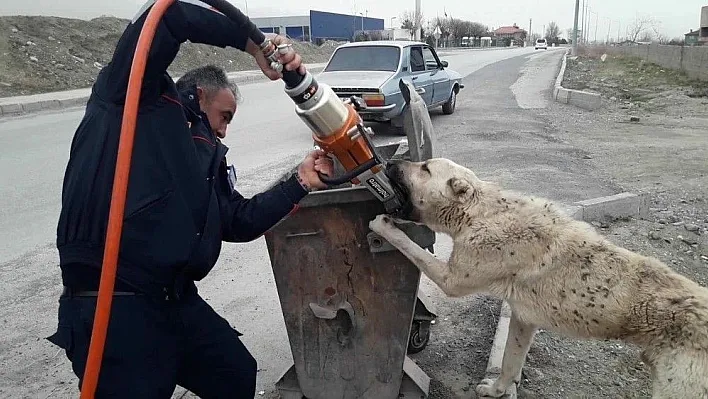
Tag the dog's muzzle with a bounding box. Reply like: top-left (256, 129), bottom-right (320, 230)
top-left (385, 161), bottom-right (413, 219)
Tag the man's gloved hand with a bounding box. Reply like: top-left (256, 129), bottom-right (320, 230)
top-left (296, 150), bottom-right (334, 191)
top-left (246, 33), bottom-right (305, 80)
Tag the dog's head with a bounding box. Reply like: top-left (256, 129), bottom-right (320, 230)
top-left (386, 158), bottom-right (486, 228)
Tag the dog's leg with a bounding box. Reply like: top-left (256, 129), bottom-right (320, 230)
top-left (476, 310), bottom-right (537, 398)
top-left (648, 349), bottom-right (708, 399)
top-left (369, 215), bottom-right (460, 296)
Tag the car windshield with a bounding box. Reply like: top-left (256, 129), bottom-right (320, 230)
top-left (324, 46), bottom-right (400, 72)
top-left (537, 39), bottom-right (545, 43)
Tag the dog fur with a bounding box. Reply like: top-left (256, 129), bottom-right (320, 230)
top-left (369, 158), bottom-right (708, 398)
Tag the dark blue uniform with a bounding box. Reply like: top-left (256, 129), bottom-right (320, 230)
top-left (47, 1), bottom-right (308, 397)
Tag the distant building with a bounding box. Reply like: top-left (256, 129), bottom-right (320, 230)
top-left (492, 24), bottom-right (527, 41)
top-left (685, 29), bottom-right (700, 46)
top-left (250, 10), bottom-right (385, 43)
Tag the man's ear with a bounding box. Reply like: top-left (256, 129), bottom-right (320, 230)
top-left (447, 177), bottom-right (474, 202)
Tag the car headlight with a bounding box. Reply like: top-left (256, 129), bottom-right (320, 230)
top-left (362, 93), bottom-right (385, 107)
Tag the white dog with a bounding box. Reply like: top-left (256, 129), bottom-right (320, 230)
top-left (369, 158), bottom-right (708, 398)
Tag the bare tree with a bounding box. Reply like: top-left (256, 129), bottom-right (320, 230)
top-left (431, 16), bottom-right (452, 39)
top-left (448, 18), bottom-right (468, 41)
top-left (545, 21), bottom-right (561, 41)
top-left (467, 21), bottom-right (488, 38)
top-left (400, 9), bottom-right (424, 39)
top-left (626, 16), bottom-right (658, 42)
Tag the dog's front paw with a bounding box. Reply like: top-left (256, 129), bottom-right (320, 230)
top-left (475, 378), bottom-right (508, 398)
top-left (369, 214), bottom-right (397, 236)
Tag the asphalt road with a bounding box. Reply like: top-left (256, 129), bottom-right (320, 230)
top-left (0, 46), bottom-right (584, 398)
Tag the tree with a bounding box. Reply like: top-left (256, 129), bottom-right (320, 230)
top-left (400, 9), bottom-right (424, 39)
top-left (626, 16), bottom-right (659, 42)
top-left (467, 21), bottom-right (488, 38)
top-left (545, 21), bottom-right (561, 43)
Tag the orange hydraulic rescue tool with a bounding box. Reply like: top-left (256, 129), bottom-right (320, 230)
top-left (81, 0), bottom-right (404, 397)
top-left (272, 42), bottom-right (405, 214)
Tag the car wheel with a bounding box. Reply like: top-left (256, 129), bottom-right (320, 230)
top-left (442, 88), bottom-right (456, 115)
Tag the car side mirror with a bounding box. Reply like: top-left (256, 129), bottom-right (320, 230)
top-left (441, 60), bottom-right (448, 68)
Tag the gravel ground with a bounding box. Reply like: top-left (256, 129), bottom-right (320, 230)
top-left (515, 49), bottom-right (708, 399)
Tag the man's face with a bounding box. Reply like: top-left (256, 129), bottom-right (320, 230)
top-left (198, 87), bottom-right (237, 139)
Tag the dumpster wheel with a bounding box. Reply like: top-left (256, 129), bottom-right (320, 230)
top-left (407, 321), bottom-right (431, 354)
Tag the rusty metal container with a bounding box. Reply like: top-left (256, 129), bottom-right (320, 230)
top-left (264, 141), bottom-right (436, 399)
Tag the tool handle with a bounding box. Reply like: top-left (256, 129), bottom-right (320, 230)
top-left (317, 158), bottom-right (379, 186)
top-left (198, 0), bottom-right (305, 88)
top-left (282, 69), bottom-right (305, 89)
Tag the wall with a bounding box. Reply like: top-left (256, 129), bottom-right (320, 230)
top-left (309, 10), bottom-right (384, 41)
top-left (250, 15), bottom-right (310, 38)
top-left (599, 44), bottom-right (708, 81)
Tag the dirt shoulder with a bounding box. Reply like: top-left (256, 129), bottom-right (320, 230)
top-left (516, 49), bottom-right (708, 398)
top-left (0, 15), bottom-right (337, 97)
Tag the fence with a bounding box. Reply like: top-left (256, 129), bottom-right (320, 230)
top-left (591, 44), bottom-right (708, 81)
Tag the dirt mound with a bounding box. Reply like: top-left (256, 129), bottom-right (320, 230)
top-left (0, 15), bottom-right (335, 97)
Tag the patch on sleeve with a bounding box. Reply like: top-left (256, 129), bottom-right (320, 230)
top-left (227, 164), bottom-right (238, 193)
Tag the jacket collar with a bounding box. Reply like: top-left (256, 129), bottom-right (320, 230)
top-left (177, 84), bottom-right (204, 120)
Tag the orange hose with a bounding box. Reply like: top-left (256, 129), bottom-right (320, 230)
top-left (79, 0), bottom-right (176, 397)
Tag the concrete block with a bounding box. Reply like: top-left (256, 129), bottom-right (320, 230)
top-left (561, 204), bottom-right (584, 220)
top-left (555, 87), bottom-right (570, 103)
top-left (0, 103), bottom-right (23, 115)
top-left (567, 89), bottom-right (602, 110)
top-left (58, 96), bottom-right (89, 108)
top-left (574, 192), bottom-right (648, 222)
top-left (22, 101), bottom-right (44, 113)
top-left (39, 99), bottom-right (62, 110)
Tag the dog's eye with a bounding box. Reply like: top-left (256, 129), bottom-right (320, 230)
top-left (421, 163), bottom-right (430, 173)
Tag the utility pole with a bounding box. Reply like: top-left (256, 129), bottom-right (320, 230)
top-left (606, 18), bottom-right (611, 44)
top-left (529, 18), bottom-right (532, 45)
top-left (581, 0), bottom-right (586, 43)
top-left (617, 20), bottom-right (621, 43)
top-left (572, 0), bottom-right (580, 54)
top-left (415, 0), bottom-right (421, 40)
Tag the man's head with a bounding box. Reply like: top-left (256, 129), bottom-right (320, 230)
top-left (176, 65), bottom-right (242, 139)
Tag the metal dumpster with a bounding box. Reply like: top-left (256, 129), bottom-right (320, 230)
top-left (264, 82), bottom-right (437, 399)
top-left (263, 144), bottom-right (436, 399)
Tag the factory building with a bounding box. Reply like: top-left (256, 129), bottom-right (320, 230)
top-left (250, 10), bottom-right (385, 43)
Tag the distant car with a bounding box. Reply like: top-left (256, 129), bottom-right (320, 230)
top-left (535, 38), bottom-right (548, 50)
top-left (315, 40), bottom-right (465, 131)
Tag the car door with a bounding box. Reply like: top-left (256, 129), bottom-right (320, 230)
top-left (407, 45), bottom-right (434, 105)
top-left (424, 46), bottom-right (452, 105)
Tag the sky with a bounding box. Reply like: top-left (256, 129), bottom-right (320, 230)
top-left (0, 0), bottom-right (704, 40)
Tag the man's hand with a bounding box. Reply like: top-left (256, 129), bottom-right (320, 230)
top-left (296, 150), bottom-right (334, 191)
top-left (246, 33), bottom-right (306, 80)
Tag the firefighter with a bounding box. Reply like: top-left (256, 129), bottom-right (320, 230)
top-left (46, 1), bottom-right (333, 397)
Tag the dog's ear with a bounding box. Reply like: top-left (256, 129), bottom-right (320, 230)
top-left (399, 79), bottom-right (411, 104)
top-left (447, 177), bottom-right (474, 202)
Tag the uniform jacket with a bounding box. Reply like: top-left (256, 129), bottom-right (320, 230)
top-left (56, 0), bottom-right (308, 298)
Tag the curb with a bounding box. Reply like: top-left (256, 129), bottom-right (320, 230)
top-left (572, 192), bottom-right (649, 223)
top-left (552, 50), bottom-right (602, 111)
top-left (482, 300), bottom-right (517, 398)
top-left (0, 66), bottom-right (326, 118)
top-left (482, 191), bottom-right (647, 396)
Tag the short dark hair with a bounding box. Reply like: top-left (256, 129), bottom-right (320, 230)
top-left (176, 64), bottom-right (241, 103)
